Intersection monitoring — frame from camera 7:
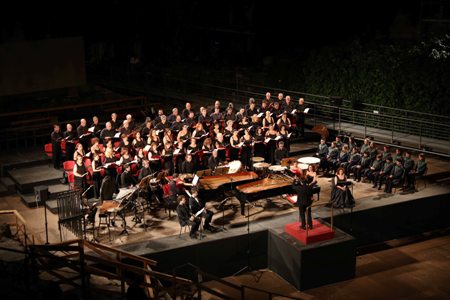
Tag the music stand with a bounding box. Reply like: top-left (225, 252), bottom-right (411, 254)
top-left (194, 207), bottom-right (205, 240)
top-left (218, 197), bottom-right (233, 232)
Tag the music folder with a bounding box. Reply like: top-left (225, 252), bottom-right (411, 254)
top-left (192, 175), bottom-right (199, 186)
top-left (304, 108), bottom-right (310, 114)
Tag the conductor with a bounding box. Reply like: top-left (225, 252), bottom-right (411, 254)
top-left (292, 169), bottom-right (313, 230)
top-left (189, 189), bottom-right (216, 232)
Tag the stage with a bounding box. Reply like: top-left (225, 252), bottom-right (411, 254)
top-left (1, 145), bottom-right (450, 291)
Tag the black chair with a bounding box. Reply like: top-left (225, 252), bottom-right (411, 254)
top-left (84, 206), bottom-right (98, 242)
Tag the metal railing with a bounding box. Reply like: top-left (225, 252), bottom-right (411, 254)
top-left (0, 210), bottom-right (38, 247)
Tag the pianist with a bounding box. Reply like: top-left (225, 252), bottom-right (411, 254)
top-left (208, 149), bottom-right (223, 174)
top-left (120, 164), bottom-right (137, 188)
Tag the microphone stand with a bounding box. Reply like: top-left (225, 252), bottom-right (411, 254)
top-left (233, 200), bottom-right (255, 276)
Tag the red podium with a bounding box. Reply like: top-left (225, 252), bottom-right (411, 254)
top-left (285, 220), bottom-right (335, 245)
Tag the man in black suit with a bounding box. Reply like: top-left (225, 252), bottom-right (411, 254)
top-left (208, 149), bottom-right (222, 173)
top-left (51, 124), bottom-right (63, 169)
top-left (189, 189), bottom-right (215, 232)
top-left (292, 170), bottom-right (313, 230)
top-left (176, 195), bottom-right (200, 239)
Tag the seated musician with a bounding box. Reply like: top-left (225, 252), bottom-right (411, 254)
top-left (404, 153), bottom-right (427, 192)
top-left (373, 156), bottom-right (394, 190)
top-left (120, 163), bottom-right (137, 188)
top-left (385, 158), bottom-right (405, 193)
top-left (189, 189), bottom-right (216, 232)
top-left (344, 147), bottom-right (361, 176)
top-left (274, 141), bottom-right (289, 165)
top-left (168, 174), bottom-right (183, 205)
top-left (332, 144), bottom-right (350, 172)
top-left (329, 167), bottom-right (355, 208)
top-left (364, 153), bottom-right (383, 183)
top-left (353, 151), bottom-right (371, 182)
top-left (208, 149), bottom-right (223, 173)
top-left (323, 141), bottom-right (339, 174)
top-left (176, 195), bottom-right (201, 239)
top-left (51, 124), bottom-right (63, 169)
top-left (181, 154), bottom-right (196, 174)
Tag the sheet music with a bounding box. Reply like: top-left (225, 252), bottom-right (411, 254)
top-left (114, 132), bottom-right (121, 138)
top-left (143, 145), bottom-right (151, 152)
top-left (264, 137), bottom-right (271, 143)
top-left (195, 207), bottom-right (205, 217)
top-left (275, 135), bottom-right (282, 140)
top-left (304, 108), bottom-right (310, 114)
top-left (88, 126), bottom-right (95, 133)
top-left (287, 132), bottom-right (293, 138)
top-left (291, 109), bottom-right (297, 114)
top-left (257, 112), bottom-right (264, 118)
top-left (174, 148), bottom-right (181, 155)
top-left (192, 175), bottom-right (199, 186)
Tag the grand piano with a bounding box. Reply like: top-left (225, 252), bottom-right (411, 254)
top-left (198, 171), bottom-right (258, 200)
top-left (235, 174), bottom-right (294, 215)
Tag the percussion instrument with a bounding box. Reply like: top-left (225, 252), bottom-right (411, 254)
top-left (99, 200), bottom-right (121, 214)
top-left (253, 162), bottom-right (271, 178)
top-left (268, 165), bottom-right (287, 173)
top-left (228, 160), bottom-right (242, 174)
top-left (297, 157), bottom-right (321, 165)
top-left (252, 156), bottom-right (264, 163)
top-left (149, 178), bottom-right (160, 187)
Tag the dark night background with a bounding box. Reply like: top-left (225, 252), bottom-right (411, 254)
top-left (1, 0), bottom-right (449, 113)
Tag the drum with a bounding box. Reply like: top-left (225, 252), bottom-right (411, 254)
top-left (297, 157), bottom-right (321, 165)
top-left (228, 160), bottom-right (242, 174)
top-left (252, 156), bottom-right (265, 163)
top-left (253, 162), bottom-right (271, 178)
top-left (269, 165), bottom-right (287, 173)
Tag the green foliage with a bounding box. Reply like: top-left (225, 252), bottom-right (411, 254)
top-left (301, 36), bottom-right (450, 115)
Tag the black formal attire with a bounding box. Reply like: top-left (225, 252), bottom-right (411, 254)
top-left (100, 128), bottom-right (115, 143)
top-left (330, 175), bottom-right (355, 208)
top-left (240, 136), bottom-right (253, 170)
top-left (92, 158), bottom-right (102, 198)
top-left (292, 178), bottom-right (313, 229)
top-left (229, 137), bottom-right (240, 161)
top-left (100, 175), bottom-right (116, 201)
top-left (353, 155), bottom-right (371, 181)
top-left (177, 203), bottom-right (200, 238)
top-left (385, 164), bottom-right (405, 193)
top-left (120, 171), bottom-right (137, 188)
top-left (208, 155), bottom-right (222, 173)
top-left (74, 162), bottom-right (87, 192)
top-left (51, 130), bottom-right (63, 169)
top-left (189, 196), bottom-right (213, 230)
top-left (295, 103), bottom-right (307, 137)
top-left (373, 162), bottom-right (394, 189)
top-left (63, 129), bottom-right (76, 162)
top-left (77, 124), bottom-right (90, 151)
top-left (274, 147), bottom-right (289, 165)
top-left (181, 160), bottom-right (196, 174)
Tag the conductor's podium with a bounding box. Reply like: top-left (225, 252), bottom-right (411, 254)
top-left (285, 220), bottom-right (335, 245)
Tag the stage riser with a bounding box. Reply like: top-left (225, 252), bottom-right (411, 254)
top-left (268, 231), bottom-right (356, 291)
top-left (139, 228), bottom-right (356, 292)
top-left (323, 193), bottom-right (450, 248)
